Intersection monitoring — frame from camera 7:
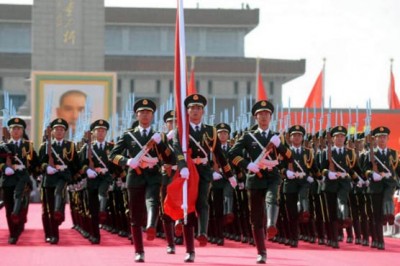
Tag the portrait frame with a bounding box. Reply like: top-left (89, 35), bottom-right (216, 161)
top-left (31, 71), bottom-right (117, 149)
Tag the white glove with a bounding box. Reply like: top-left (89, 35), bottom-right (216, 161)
top-left (247, 162), bottom-right (260, 173)
top-left (46, 165), bottom-right (57, 175)
top-left (228, 176), bottom-right (237, 188)
top-left (127, 158), bottom-right (139, 169)
top-left (286, 170), bottom-right (295, 179)
top-left (180, 167), bottom-right (189, 179)
top-left (167, 129), bottom-right (175, 140)
top-left (212, 171), bottom-right (223, 181)
top-left (86, 168), bottom-right (98, 179)
top-left (37, 175), bottom-right (43, 182)
top-left (356, 177), bottom-right (365, 187)
top-left (238, 182), bottom-right (245, 190)
top-left (328, 171), bottom-right (338, 180)
top-left (307, 176), bottom-right (314, 183)
top-left (151, 132), bottom-right (162, 144)
top-left (5, 167), bottom-right (14, 176)
top-left (372, 172), bottom-right (382, 182)
top-left (270, 135), bottom-right (281, 147)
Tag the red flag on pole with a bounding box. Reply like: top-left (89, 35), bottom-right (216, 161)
top-left (304, 69), bottom-right (323, 108)
top-left (257, 71), bottom-right (268, 100)
top-left (187, 69), bottom-right (197, 95)
top-left (164, 0), bottom-right (199, 221)
top-left (388, 68), bottom-right (400, 109)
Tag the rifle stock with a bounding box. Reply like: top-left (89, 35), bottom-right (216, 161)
top-left (368, 134), bottom-right (378, 172)
top-left (84, 131), bottom-right (95, 170)
top-left (326, 131), bottom-right (335, 172)
top-left (44, 126), bottom-right (55, 168)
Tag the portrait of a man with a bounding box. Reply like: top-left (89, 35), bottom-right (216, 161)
top-left (56, 90), bottom-right (87, 131)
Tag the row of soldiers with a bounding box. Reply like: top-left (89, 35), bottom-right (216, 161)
top-left (0, 94), bottom-right (399, 264)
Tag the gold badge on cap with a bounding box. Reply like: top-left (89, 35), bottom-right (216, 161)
top-left (193, 95), bottom-right (199, 100)
top-left (171, 111), bottom-right (175, 116)
top-left (380, 127), bottom-right (384, 132)
top-left (15, 118), bottom-right (19, 123)
top-left (143, 99), bottom-right (148, 105)
top-left (338, 126), bottom-right (342, 130)
top-left (221, 124), bottom-right (225, 128)
top-left (99, 120), bottom-right (104, 125)
top-left (58, 119), bottom-right (62, 123)
top-left (261, 101), bottom-right (266, 106)
top-left (296, 126), bottom-right (300, 130)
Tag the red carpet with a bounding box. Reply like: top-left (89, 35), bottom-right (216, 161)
top-left (1, 203), bottom-right (399, 265)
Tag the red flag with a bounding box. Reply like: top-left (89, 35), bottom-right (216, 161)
top-left (304, 70), bottom-right (323, 108)
top-left (388, 70), bottom-right (400, 109)
top-left (187, 68), bottom-right (197, 95)
top-left (164, 0), bottom-right (199, 221)
top-left (257, 71), bottom-right (268, 100)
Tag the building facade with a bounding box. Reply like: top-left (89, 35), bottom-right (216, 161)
top-left (0, 3), bottom-right (305, 131)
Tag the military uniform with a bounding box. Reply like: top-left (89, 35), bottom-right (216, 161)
top-left (109, 99), bottom-right (169, 263)
top-left (363, 126), bottom-right (400, 250)
top-left (229, 100), bottom-right (292, 264)
top-left (173, 94), bottom-right (235, 262)
top-left (38, 118), bottom-right (80, 244)
top-left (159, 110), bottom-right (179, 254)
top-left (0, 118), bottom-right (40, 244)
top-left (320, 126), bottom-right (359, 248)
top-left (79, 119), bottom-right (119, 244)
top-left (281, 125), bottom-right (320, 247)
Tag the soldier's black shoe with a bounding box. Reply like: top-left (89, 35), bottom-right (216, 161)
top-left (50, 237), bottom-right (59, 244)
top-left (371, 241), bottom-right (378, 248)
top-left (337, 235), bottom-right (343, 242)
top-left (45, 237), bottom-right (52, 243)
top-left (234, 235), bottom-right (241, 242)
top-left (249, 237), bottom-right (255, 246)
top-left (184, 252), bottom-right (195, 263)
top-left (355, 238), bottom-right (362, 245)
top-left (290, 240), bottom-right (298, 248)
top-left (242, 236), bottom-right (249, 243)
top-left (89, 236), bottom-right (100, 244)
top-left (256, 254), bottom-right (267, 264)
top-left (175, 236), bottom-right (183, 245)
top-left (196, 234), bottom-right (208, 247)
top-left (8, 237), bottom-right (18, 245)
top-left (216, 238), bottom-right (224, 246)
top-left (134, 252), bottom-right (145, 262)
top-left (166, 245), bottom-right (175, 254)
top-left (346, 236), bottom-right (353, 243)
top-left (377, 242), bottom-right (385, 250)
top-left (318, 238), bottom-right (325, 245)
top-left (0, 200), bottom-right (4, 209)
top-left (331, 241), bottom-right (339, 249)
top-left (309, 236), bottom-right (316, 243)
top-left (362, 239), bottom-right (369, 246)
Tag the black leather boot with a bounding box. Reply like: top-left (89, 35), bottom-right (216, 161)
top-left (252, 228), bottom-right (266, 264)
top-left (163, 220), bottom-right (176, 254)
top-left (145, 206), bottom-right (159, 241)
top-left (132, 226), bottom-right (144, 262)
top-left (183, 225), bottom-right (195, 263)
top-left (266, 204), bottom-right (279, 239)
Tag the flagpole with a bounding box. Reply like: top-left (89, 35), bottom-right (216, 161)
top-left (322, 57), bottom-right (326, 109)
top-left (256, 57), bottom-right (260, 100)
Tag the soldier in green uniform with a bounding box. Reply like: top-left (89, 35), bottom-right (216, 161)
top-left (208, 122), bottom-right (235, 246)
top-left (228, 100), bottom-right (292, 264)
top-left (320, 126), bottom-right (359, 249)
top-left (79, 119), bottom-right (118, 244)
top-left (0, 118), bottom-right (40, 244)
top-left (39, 118), bottom-right (80, 244)
top-left (281, 125), bottom-right (319, 248)
top-left (363, 126), bottom-right (400, 250)
top-left (109, 99), bottom-right (169, 263)
top-left (159, 110), bottom-right (179, 254)
top-left (173, 94), bottom-right (237, 263)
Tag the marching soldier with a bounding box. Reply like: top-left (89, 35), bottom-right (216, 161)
top-left (209, 122), bottom-right (235, 246)
top-left (228, 100), bottom-right (292, 264)
top-left (0, 118), bottom-right (40, 244)
top-left (109, 99), bottom-right (168, 263)
top-left (79, 119), bottom-right (117, 244)
top-left (173, 94), bottom-right (237, 263)
top-left (281, 125), bottom-right (319, 247)
top-left (159, 110), bottom-right (179, 254)
top-left (39, 118), bottom-right (80, 244)
top-left (363, 126), bottom-right (400, 250)
top-left (320, 126), bottom-right (359, 248)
